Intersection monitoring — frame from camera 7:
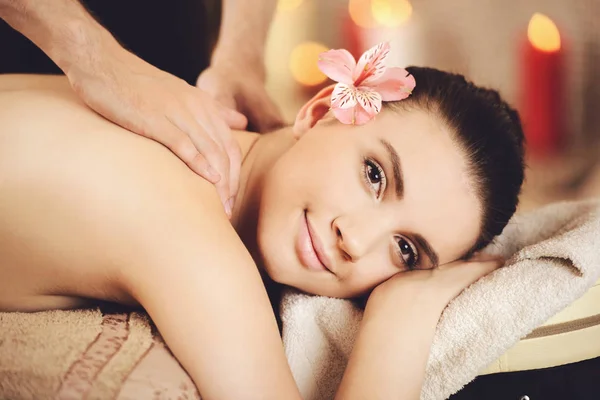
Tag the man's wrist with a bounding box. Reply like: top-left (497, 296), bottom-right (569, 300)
top-left (50, 15), bottom-right (119, 76)
top-left (210, 43), bottom-right (267, 81)
top-left (0, 0), bottom-right (119, 76)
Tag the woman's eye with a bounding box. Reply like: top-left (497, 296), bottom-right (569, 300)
top-left (396, 236), bottom-right (418, 270)
top-left (363, 158), bottom-right (386, 198)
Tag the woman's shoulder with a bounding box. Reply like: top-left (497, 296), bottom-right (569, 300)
top-left (0, 74), bottom-right (72, 92)
top-left (0, 75), bottom-right (241, 295)
top-left (0, 74), bottom-right (218, 204)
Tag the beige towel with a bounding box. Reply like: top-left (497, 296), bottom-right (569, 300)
top-left (281, 199), bottom-right (600, 400)
top-left (0, 307), bottom-right (199, 400)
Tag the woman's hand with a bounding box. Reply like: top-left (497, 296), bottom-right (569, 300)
top-left (197, 60), bottom-right (285, 133)
top-left (66, 43), bottom-right (247, 215)
top-left (371, 253), bottom-right (505, 311)
top-left (336, 254), bottom-right (504, 400)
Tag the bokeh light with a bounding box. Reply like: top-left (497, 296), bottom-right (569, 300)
top-left (278, 0), bottom-right (303, 12)
top-left (349, 0), bottom-right (378, 28)
top-left (527, 13), bottom-right (561, 52)
top-left (289, 41), bottom-right (329, 86)
top-left (372, 0), bottom-right (413, 27)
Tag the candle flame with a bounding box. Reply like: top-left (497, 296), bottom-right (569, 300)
top-left (527, 13), bottom-right (561, 52)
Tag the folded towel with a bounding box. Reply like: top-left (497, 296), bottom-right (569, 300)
top-left (281, 199), bottom-right (600, 400)
top-left (0, 306), bottom-right (199, 400)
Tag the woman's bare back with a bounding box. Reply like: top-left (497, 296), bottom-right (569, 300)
top-left (0, 75), bottom-right (216, 311)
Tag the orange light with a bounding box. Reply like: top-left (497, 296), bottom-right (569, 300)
top-left (349, 0), bottom-right (377, 28)
top-left (277, 0), bottom-right (303, 12)
top-left (289, 42), bottom-right (329, 86)
top-left (527, 13), bottom-right (561, 52)
top-left (372, 0), bottom-right (412, 27)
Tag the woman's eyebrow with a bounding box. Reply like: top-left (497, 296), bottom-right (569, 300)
top-left (377, 139), bottom-right (438, 267)
top-left (413, 234), bottom-right (439, 268)
top-left (379, 138), bottom-right (404, 199)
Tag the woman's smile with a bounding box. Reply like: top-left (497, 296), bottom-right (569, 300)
top-left (296, 211), bottom-right (333, 273)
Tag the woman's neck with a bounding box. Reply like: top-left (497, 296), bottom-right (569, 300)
top-left (229, 128), bottom-right (296, 260)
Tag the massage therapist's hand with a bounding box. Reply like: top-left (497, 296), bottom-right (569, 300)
top-left (197, 60), bottom-right (285, 133)
top-left (67, 44), bottom-right (247, 215)
top-left (370, 253), bottom-right (505, 311)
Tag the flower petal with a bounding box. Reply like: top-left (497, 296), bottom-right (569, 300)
top-left (331, 105), bottom-right (373, 125)
top-left (317, 49), bottom-right (357, 85)
top-left (353, 106), bottom-right (375, 125)
top-left (331, 83), bottom-right (357, 109)
top-left (331, 107), bottom-right (356, 125)
top-left (368, 67), bottom-right (416, 101)
top-left (355, 87), bottom-right (382, 116)
top-left (353, 42), bottom-right (391, 85)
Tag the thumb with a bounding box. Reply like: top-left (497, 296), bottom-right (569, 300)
top-left (245, 92), bottom-right (285, 133)
top-left (218, 104), bottom-right (248, 130)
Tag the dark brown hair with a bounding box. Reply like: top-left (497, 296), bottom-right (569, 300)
top-left (388, 67), bottom-right (526, 255)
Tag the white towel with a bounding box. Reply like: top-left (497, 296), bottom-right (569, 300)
top-left (281, 199), bottom-right (600, 400)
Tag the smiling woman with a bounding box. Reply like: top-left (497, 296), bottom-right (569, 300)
top-left (251, 66), bottom-right (524, 299)
top-left (0, 65), bottom-right (524, 399)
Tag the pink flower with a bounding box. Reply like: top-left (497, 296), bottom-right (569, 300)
top-left (317, 42), bottom-right (416, 125)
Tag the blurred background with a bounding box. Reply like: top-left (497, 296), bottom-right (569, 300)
top-left (263, 0), bottom-right (600, 211)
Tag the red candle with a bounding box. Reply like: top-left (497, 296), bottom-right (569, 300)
top-left (342, 12), bottom-right (364, 60)
top-left (521, 13), bottom-right (565, 156)
top-left (344, 0), bottom-right (378, 59)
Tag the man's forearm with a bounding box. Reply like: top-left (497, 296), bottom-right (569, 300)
top-left (211, 0), bottom-right (278, 76)
top-left (335, 287), bottom-right (445, 400)
top-left (0, 0), bottom-right (117, 74)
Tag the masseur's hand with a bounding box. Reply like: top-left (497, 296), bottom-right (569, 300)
top-left (197, 60), bottom-right (285, 133)
top-left (371, 253), bottom-right (505, 311)
top-left (67, 44), bottom-right (246, 215)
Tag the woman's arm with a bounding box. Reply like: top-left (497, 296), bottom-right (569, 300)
top-left (335, 285), bottom-right (443, 400)
top-left (335, 257), bottom-right (502, 399)
top-left (119, 182), bottom-right (302, 400)
top-left (0, 80), bottom-right (299, 398)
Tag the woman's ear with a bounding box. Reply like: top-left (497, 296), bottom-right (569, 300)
top-left (293, 85), bottom-right (335, 138)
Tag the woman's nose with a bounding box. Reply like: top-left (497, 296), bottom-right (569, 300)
top-left (332, 211), bottom-right (386, 262)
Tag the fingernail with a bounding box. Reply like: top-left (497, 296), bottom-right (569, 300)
top-left (225, 198), bottom-right (233, 217)
top-left (206, 165), bottom-right (221, 182)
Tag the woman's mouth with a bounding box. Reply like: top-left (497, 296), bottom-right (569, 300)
top-left (296, 211), bottom-right (332, 272)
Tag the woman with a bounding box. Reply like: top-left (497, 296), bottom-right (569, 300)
top-left (0, 64), bottom-right (524, 398)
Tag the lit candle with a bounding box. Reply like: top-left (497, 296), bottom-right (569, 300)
top-left (342, 10), bottom-right (365, 59)
top-left (521, 13), bottom-right (565, 156)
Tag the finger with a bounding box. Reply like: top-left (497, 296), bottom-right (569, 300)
top-left (196, 106), bottom-right (241, 211)
top-left (188, 111), bottom-right (233, 211)
top-left (470, 258), bottom-right (504, 277)
top-left (224, 137), bottom-right (242, 204)
top-left (246, 92), bottom-right (286, 133)
top-left (453, 258), bottom-right (504, 287)
top-left (198, 103), bottom-right (243, 214)
top-left (166, 112), bottom-right (232, 210)
top-left (218, 104), bottom-right (248, 130)
top-left (154, 120), bottom-right (221, 184)
top-left (435, 258), bottom-right (503, 303)
top-left (468, 252), bottom-right (505, 263)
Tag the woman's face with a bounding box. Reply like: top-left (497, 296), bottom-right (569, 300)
top-left (256, 107), bottom-right (482, 298)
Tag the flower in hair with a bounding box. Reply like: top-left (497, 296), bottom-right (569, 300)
top-left (317, 42), bottom-right (416, 125)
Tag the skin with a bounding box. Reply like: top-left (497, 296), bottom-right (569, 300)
top-left (0, 75), bottom-right (501, 399)
top-left (244, 92), bottom-right (482, 299)
top-left (0, 0), bottom-right (282, 213)
top-left (198, 0), bottom-right (284, 133)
